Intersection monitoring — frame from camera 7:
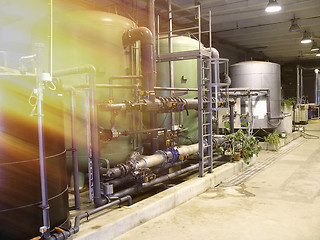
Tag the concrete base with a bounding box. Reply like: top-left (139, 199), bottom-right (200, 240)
top-left (259, 130), bottom-right (301, 151)
top-left (73, 158), bottom-right (257, 240)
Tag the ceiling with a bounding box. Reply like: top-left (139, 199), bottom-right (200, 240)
top-left (154, 0), bottom-right (320, 64)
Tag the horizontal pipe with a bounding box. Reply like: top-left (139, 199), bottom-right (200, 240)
top-left (109, 75), bottom-right (142, 80)
top-left (154, 87), bottom-right (198, 92)
top-left (46, 195), bottom-right (132, 240)
top-left (74, 84), bottom-right (139, 89)
top-left (112, 156), bottom-right (222, 198)
top-left (120, 128), bottom-right (165, 136)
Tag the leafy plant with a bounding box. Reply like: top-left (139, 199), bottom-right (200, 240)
top-left (264, 131), bottom-right (280, 151)
top-left (281, 97), bottom-right (296, 108)
top-left (226, 129), bottom-right (261, 164)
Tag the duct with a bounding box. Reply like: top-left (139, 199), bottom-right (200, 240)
top-left (53, 65), bottom-right (107, 208)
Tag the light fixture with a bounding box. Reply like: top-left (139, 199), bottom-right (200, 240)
top-left (265, 0), bottom-right (282, 13)
top-left (301, 31), bottom-right (312, 44)
top-left (311, 41), bottom-right (320, 51)
top-left (289, 18), bottom-right (301, 32)
top-left (316, 51), bottom-right (320, 57)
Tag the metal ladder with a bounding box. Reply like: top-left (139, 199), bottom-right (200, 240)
top-left (197, 56), bottom-right (213, 177)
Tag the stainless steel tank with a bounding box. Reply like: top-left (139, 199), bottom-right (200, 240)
top-left (230, 61), bottom-right (281, 129)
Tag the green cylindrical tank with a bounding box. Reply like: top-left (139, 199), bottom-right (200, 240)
top-left (58, 11), bottom-right (138, 168)
top-left (34, 11), bottom-right (139, 169)
top-left (157, 36), bottom-right (201, 144)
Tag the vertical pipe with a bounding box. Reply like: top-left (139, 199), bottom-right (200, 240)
top-left (209, 10), bottom-right (212, 50)
top-left (36, 43), bottom-right (50, 237)
top-left (297, 65), bottom-right (300, 105)
top-left (300, 67), bottom-right (303, 103)
top-left (315, 69), bottom-right (319, 105)
top-left (157, 14), bottom-right (160, 58)
top-left (53, 66), bottom-right (106, 207)
top-left (71, 92), bottom-right (80, 209)
top-left (88, 67), bottom-right (107, 207)
top-left (147, 0), bottom-right (158, 152)
top-left (198, 5), bottom-right (201, 50)
top-left (168, 0), bottom-right (175, 127)
top-left (230, 102), bottom-right (234, 134)
top-left (197, 57), bottom-right (204, 177)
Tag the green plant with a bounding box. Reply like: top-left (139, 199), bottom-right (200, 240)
top-left (226, 129), bottom-right (261, 164)
top-left (264, 131), bottom-right (280, 151)
top-left (281, 97), bottom-right (296, 108)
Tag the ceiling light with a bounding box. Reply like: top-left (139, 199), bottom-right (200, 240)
top-left (289, 18), bottom-right (301, 32)
top-left (265, 0), bottom-right (282, 13)
top-left (301, 31), bottom-right (312, 44)
top-left (316, 52), bottom-right (320, 57)
top-left (311, 41), bottom-right (320, 51)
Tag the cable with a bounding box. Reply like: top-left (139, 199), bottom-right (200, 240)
top-left (301, 130), bottom-right (319, 139)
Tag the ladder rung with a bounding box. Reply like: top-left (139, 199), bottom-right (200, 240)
top-left (203, 123), bottom-right (211, 126)
top-left (203, 156), bottom-right (211, 160)
top-left (203, 134), bottom-right (210, 137)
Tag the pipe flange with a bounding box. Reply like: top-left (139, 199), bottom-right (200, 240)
top-left (154, 150), bottom-right (168, 166)
top-left (167, 147), bottom-right (179, 163)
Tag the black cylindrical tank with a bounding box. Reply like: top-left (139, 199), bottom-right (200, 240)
top-left (0, 74), bottom-right (69, 239)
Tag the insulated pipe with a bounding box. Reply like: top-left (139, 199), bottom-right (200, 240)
top-left (53, 65), bottom-right (107, 207)
top-left (105, 143), bottom-right (200, 178)
top-left (45, 195), bottom-right (132, 240)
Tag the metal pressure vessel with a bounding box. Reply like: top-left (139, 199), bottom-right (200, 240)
top-left (34, 11), bottom-right (138, 168)
top-left (157, 36), bottom-right (201, 144)
top-left (230, 61), bottom-right (281, 129)
top-left (0, 74), bottom-right (69, 240)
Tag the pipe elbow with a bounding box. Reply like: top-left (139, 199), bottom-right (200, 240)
top-left (123, 27), bottom-right (153, 45)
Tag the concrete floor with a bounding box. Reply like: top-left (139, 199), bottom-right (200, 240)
top-left (115, 121), bottom-right (320, 240)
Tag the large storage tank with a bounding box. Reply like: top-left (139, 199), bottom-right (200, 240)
top-left (157, 36), bottom-right (200, 144)
top-left (34, 11), bottom-right (138, 169)
top-left (230, 61), bottom-right (281, 129)
top-left (0, 73), bottom-right (69, 239)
